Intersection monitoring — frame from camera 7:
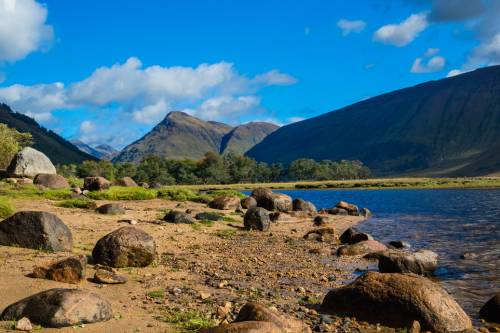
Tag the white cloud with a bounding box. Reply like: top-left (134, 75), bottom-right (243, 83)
top-left (447, 69), bottom-right (466, 77)
top-left (411, 48), bottom-right (446, 73)
top-left (186, 95), bottom-right (261, 123)
top-left (337, 19), bottom-right (366, 36)
top-left (448, 33), bottom-right (500, 76)
top-left (374, 13), bottom-right (428, 47)
top-left (80, 120), bottom-right (95, 133)
top-left (0, 0), bottom-right (54, 62)
top-left (287, 116), bottom-right (305, 123)
top-left (132, 99), bottom-right (169, 124)
top-left (0, 82), bottom-right (67, 116)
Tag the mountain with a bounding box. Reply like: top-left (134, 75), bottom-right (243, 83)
top-left (0, 103), bottom-right (96, 165)
top-left (114, 111), bottom-right (278, 163)
top-left (247, 66), bottom-right (500, 176)
top-left (70, 141), bottom-right (119, 160)
top-left (220, 122), bottom-right (279, 155)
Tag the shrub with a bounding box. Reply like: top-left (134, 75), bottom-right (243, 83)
top-left (0, 197), bottom-right (14, 218)
top-left (159, 308), bottom-right (216, 332)
top-left (87, 187), bottom-right (158, 200)
top-left (56, 198), bottom-right (97, 209)
top-left (157, 188), bottom-right (198, 201)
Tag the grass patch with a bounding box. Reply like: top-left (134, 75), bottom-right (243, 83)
top-left (298, 295), bottom-right (322, 306)
top-left (56, 198), bottom-right (97, 209)
top-left (146, 289), bottom-right (165, 299)
top-left (157, 188), bottom-right (199, 201)
top-left (158, 308), bottom-right (216, 332)
top-left (0, 196), bottom-right (14, 218)
top-left (0, 183), bottom-right (72, 200)
top-left (204, 189), bottom-right (245, 199)
top-left (214, 229), bottom-right (237, 239)
top-left (222, 216), bottom-right (238, 223)
top-left (87, 186), bottom-right (158, 200)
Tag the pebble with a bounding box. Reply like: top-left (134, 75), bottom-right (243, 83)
top-left (15, 317), bottom-right (33, 331)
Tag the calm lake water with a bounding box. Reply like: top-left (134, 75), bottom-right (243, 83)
top-left (247, 188), bottom-right (500, 319)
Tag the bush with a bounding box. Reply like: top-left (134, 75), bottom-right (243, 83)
top-left (157, 188), bottom-right (198, 201)
top-left (87, 187), bottom-right (158, 200)
top-left (0, 197), bottom-right (14, 218)
top-left (56, 198), bottom-right (97, 209)
top-left (159, 308), bottom-right (216, 332)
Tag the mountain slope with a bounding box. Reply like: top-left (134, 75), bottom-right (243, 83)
top-left (71, 141), bottom-right (119, 160)
top-left (114, 112), bottom-right (233, 162)
top-left (221, 122), bottom-right (279, 155)
top-left (0, 103), bottom-right (97, 165)
top-left (247, 66), bottom-right (500, 176)
top-left (71, 140), bottom-right (102, 158)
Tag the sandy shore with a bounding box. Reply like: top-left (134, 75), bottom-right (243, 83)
top-left (0, 198), bottom-right (388, 333)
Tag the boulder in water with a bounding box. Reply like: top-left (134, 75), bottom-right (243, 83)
top-left (378, 249), bottom-right (438, 275)
top-left (0, 288), bottom-right (113, 328)
top-left (321, 272), bottom-right (472, 333)
top-left (0, 211), bottom-right (72, 252)
top-left (7, 147), bottom-right (56, 178)
top-left (480, 293), bottom-right (500, 323)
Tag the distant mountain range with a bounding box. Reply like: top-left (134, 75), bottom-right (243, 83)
top-left (247, 65), bottom-right (500, 176)
top-left (114, 111), bottom-right (279, 163)
top-left (70, 140), bottom-right (119, 160)
top-left (0, 103), bottom-right (96, 165)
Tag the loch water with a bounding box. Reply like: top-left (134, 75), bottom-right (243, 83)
top-left (249, 188), bottom-right (500, 319)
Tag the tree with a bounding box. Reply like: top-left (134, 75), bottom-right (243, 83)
top-left (0, 124), bottom-right (32, 169)
top-left (135, 156), bottom-right (175, 185)
top-left (77, 160), bottom-right (115, 180)
top-left (196, 152), bottom-right (230, 184)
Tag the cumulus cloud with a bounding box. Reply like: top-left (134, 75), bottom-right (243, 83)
top-left (0, 0), bottom-right (54, 62)
top-left (0, 57), bottom-right (296, 145)
top-left (411, 48), bottom-right (446, 73)
top-left (337, 19), bottom-right (367, 36)
top-left (374, 12), bottom-right (428, 47)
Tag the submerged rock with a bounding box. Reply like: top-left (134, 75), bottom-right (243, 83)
top-left (0, 288), bottom-right (113, 328)
top-left (480, 293), bottom-right (500, 323)
top-left (0, 211), bottom-right (72, 252)
top-left (378, 249), bottom-right (438, 275)
top-left (389, 240), bottom-right (411, 249)
top-left (244, 207), bottom-right (271, 231)
top-left (337, 240), bottom-right (387, 256)
top-left (92, 226), bottom-right (156, 267)
top-left (321, 272), bottom-right (472, 333)
top-left (32, 255), bottom-right (87, 284)
top-left (7, 147), bottom-right (56, 178)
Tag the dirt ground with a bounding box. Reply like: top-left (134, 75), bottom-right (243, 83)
top-left (0, 198), bottom-right (387, 333)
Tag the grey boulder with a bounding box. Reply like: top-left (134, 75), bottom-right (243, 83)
top-left (7, 147), bottom-right (56, 178)
top-left (378, 249), bottom-right (438, 275)
top-left (244, 207), bottom-right (271, 231)
top-left (0, 211), bottom-right (72, 252)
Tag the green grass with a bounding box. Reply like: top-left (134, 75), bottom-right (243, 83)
top-left (0, 196), bottom-right (14, 218)
top-left (146, 289), bottom-right (165, 299)
top-left (157, 188), bottom-right (199, 201)
top-left (204, 189), bottom-right (245, 199)
top-left (87, 186), bottom-right (158, 200)
top-left (214, 229), bottom-right (237, 239)
top-left (0, 183), bottom-right (72, 200)
top-left (56, 198), bottom-right (97, 209)
top-left (158, 308), bottom-right (216, 332)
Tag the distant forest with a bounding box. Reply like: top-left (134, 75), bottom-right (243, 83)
top-left (57, 152), bottom-right (371, 185)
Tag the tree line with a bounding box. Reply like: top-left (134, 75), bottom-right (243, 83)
top-left (58, 152), bottom-right (371, 185)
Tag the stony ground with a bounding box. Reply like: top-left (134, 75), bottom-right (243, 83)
top-left (0, 198), bottom-right (409, 333)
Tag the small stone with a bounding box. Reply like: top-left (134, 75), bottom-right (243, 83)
top-left (15, 317), bottom-right (33, 331)
top-left (199, 291), bottom-right (211, 300)
top-left (409, 320), bottom-right (421, 333)
top-left (94, 266), bottom-right (127, 284)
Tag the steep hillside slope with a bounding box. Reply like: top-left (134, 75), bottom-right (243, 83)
top-left (0, 103), bottom-right (96, 165)
top-left (247, 66), bottom-right (500, 175)
top-left (221, 122), bottom-right (279, 155)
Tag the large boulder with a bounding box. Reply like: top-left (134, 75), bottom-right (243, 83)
top-left (292, 198), bottom-right (317, 215)
top-left (33, 174), bottom-right (69, 189)
top-left (92, 227), bottom-right (156, 267)
top-left (208, 196), bottom-right (242, 210)
top-left (163, 210), bottom-right (195, 224)
top-left (241, 196), bottom-right (257, 209)
top-left (337, 240), bottom-right (387, 256)
top-left (95, 203), bottom-right (125, 215)
top-left (83, 177), bottom-right (110, 191)
top-left (377, 249), bottom-right (438, 275)
top-left (244, 207), bottom-right (271, 231)
top-left (322, 272), bottom-right (471, 332)
top-left (7, 147), bottom-right (56, 178)
top-left (250, 188), bottom-right (292, 212)
top-left (32, 255), bottom-right (87, 284)
top-left (480, 293), bottom-right (500, 323)
top-left (0, 288), bottom-right (113, 328)
top-left (336, 201), bottom-right (359, 216)
top-left (339, 227), bottom-right (373, 244)
top-left (114, 177), bottom-right (137, 187)
top-left (234, 302), bottom-right (311, 333)
top-left (0, 211), bottom-right (73, 252)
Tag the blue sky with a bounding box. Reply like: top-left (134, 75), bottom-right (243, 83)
top-left (0, 0), bottom-right (499, 148)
